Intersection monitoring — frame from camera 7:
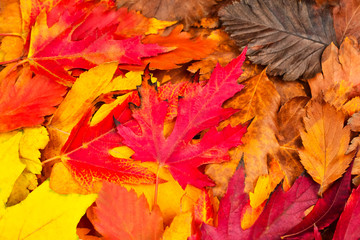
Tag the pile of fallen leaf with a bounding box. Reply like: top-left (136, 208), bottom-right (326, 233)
top-left (1, 0), bottom-right (360, 239)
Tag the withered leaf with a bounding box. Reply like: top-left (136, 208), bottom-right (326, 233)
top-left (220, 70), bottom-right (280, 193)
top-left (333, 0), bottom-right (360, 44)
top-left (219, 0), bottom-right (337, 80)
top-left (116, 0), bottom-right (216, 28)
top-left (276, 97), bottom-right (309, 186)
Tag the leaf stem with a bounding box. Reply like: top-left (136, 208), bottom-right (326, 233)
top-left (42, 156), bottom-right (61, 165)
top-left (153, 164), bottom-right (161, 208)
top-left (0, 57), bottom-right (24, 65)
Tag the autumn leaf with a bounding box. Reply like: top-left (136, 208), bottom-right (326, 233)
top-left (333, 0), bottom-right (360, 44)
top-left (0, 180), bottom-right (96, 240)
top-left (44, 63), bottom-right (134, 161)
top-left (122, 25), bottom-right (217, 71)
top-left (220, 0), bottom-right (337, 80)
top-left (117, 51), bottom-right (248, 188)
top-left (201, 165), bottom-right (319, 240)
top-left (283, 162), bottom-right (353, 239)
top-left (0, 132), bottom-right (24, 214)
top-left (276, 97), bottom-right (308, 186)
top-left (91, 182), bottom-right (163, 240)
top-left (116, 0), bottom-right (216, 28)
top-left (0, 66), bottom-right (66, 132)
top-left (163, 212), bottom-right (193, 240)
top-left (299, 98), bottom-right (353, 195)
top-left (308, 38), bottom-right (360, 112)
top-left (333, 183), bottom-right (360, 239)
top-left (219, 70), bottom-right (280, 193)
top-left (27, 1), bottom-right (169, 85)
top-left (59, 94), bottom-right (158, 190)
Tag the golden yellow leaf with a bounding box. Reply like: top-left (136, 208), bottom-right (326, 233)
top-left (162, 212), bottom-right (192, 240)
top-left (0, 180), bottom-right (96, 240)
top-left (220, 70), bottom-right (281, 193)
top-left (0, 132), bottom-right (24, 215)
top-left (20, 126), bottom-right (49, 174)
top-left (343, 96), bottom-right (360, 115)
top-left (299, 99), bottom-right (353, 195)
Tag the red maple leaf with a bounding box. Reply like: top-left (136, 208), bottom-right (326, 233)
top-left (27, 0), bottom-right (168, 85)
top-left (0, 66), bottom-right (67, 132)
top-left (60, 93), bottom-right (159, 189)
top-left (117, 50), bottom-right (248, 188)
top-left (201, 165), bottom-right (319, 240)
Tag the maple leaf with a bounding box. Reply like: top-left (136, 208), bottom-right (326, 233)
top-left (333, 183), bottom-right (360, 239)
top-left (27, 1), bottom-right (169, 85)
top-left (91, 182), bottom-right (163, 240)
top-left (201, 165), bottom-right (319, 240)
top-left (60, 93), bottom-right (159, 190)
top-left (121, 25), bottom-right (218, 71)
top-left (0, 180), bottom-right (96, 240)
top-left (276, 97), bottom-right (308, 186)
top-left (117, 51), bottom-right (248, 189)
top-left (299, 98), bottom-right (353, 195)
top-left (333, 0), bottom-right (360, 44)
top-left (219, 0), bottom-right (337, 80)
top-left (116, 0), bottom-right (216, 28)
top-left (283, 162), bottom-right (353, 239)
top-left (0, 66), bottom-right (66, 132)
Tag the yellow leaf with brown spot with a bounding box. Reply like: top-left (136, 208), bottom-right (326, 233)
top-left (299, 99), bottom-right (353, 195)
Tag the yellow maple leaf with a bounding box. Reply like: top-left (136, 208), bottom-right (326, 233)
top-left (0, 180), bottom-right (96, 240)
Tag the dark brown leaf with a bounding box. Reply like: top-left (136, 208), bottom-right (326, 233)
top-left (219, 0), bottom-right (337, 80)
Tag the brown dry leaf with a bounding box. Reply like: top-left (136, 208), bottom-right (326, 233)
top-left (308, 38), bottom-right (360, 110)
top-left (347, 136), bottom-right (360, 175)
top-left (299, 99), bottom-right (353, 195)
top-left (220, 70), bottom-right (281, 193)
top-left (276, 97), bottom-right (309, 186)
top-left (271, 78), bottom-right (307, 106)
top-left (205, 148), bottom-right (242, 198)
top-left (116, 0), bottom-right (216, 28)
top-left (348, 112), bottom-right (360, 132)
top-left (333, 0), bottom-right (360, 44)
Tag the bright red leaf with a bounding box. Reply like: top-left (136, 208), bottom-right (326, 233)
top-left (0, 66), bottom-right (66, 132)
top-left (333, 182), bottom-right (360, 239)
top-left (117, 51), bottom-right (248, 188)
top-left (27, 0), bottom-right (168, 85)
top-left (61, 94), bottom-right (159, 189)
top-left (91, 182), bottom-right (164, 240)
